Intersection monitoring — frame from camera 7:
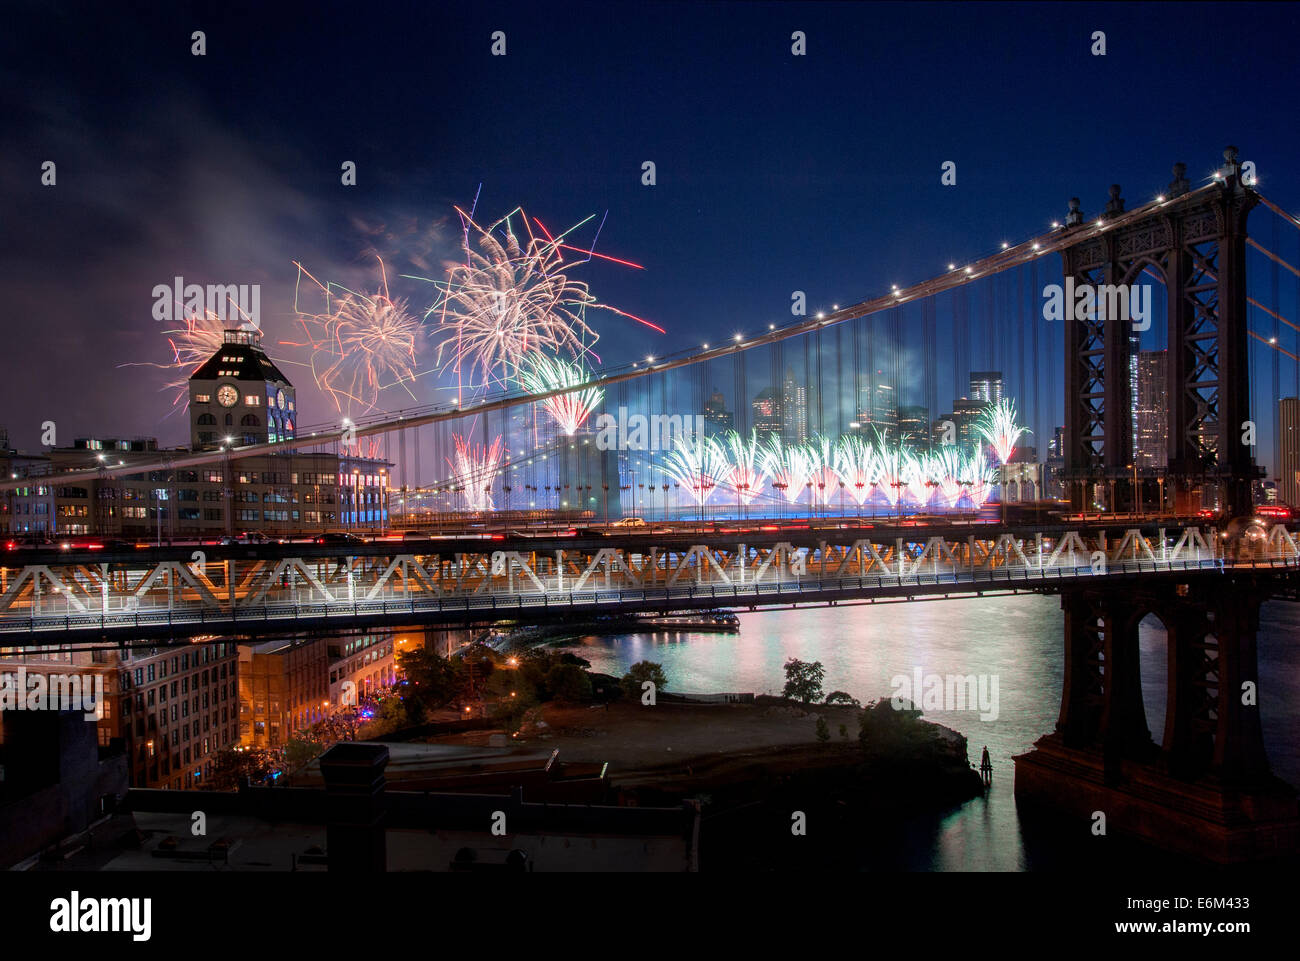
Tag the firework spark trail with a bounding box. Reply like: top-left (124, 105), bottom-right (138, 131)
top-left (723, 430), bottom-right (769, 504)
top-left (661, 435), bottom-right (733, 507)
top-left (977, 398), bottom-right (1031, 465)
top-left (290, 258), bottom-right (421, 416)
top-left (762, 436), bottom-right (812, 505)
top-left (832, 435), bottom-right (880, 506)
top-left (516, 355), bottom-right (604, 435)
top-left (448, 434), bottom-right (504, 511)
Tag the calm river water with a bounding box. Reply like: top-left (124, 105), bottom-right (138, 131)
top-left (552, 594), bottom-right (1300, 870)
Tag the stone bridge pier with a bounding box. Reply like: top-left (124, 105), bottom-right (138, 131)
top-left (1014, 573), bottom-right (1299, 862)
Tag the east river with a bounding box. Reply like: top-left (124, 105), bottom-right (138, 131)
top-left (552, 594), bottom-right (1300, 870)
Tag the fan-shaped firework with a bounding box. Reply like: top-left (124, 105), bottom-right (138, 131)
top-left (516, 355), bottom-right (604, 435)
top-left (447, 434), bottom-right (504, 511)
top-left (723, 430), bottom-right (769, 504)
top-left (291, 259), bottom-right (421, 415)
top-left (806, 435), bottom-right (840, 510)
top-left (833, 435), bottom-right (880, 506)
top-left (960, 451), bottom-right (998, 507)
top-left (875, 441), bottom-right (907, 506)
top-left (661, 435), bottom-right (733, 506)
top-left (428, 207), bottom-right (661, 391)
top-left (929, 447), bottom-right (966, 507)
top-left (902, 451), bottom-right (933, 507)
top-left (762, 437), bottom-right (812, 504)
top-left (977, 398), bottom-right (1031, 465)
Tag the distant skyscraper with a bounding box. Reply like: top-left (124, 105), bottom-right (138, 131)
top-left (897, 405), bottom-right (930, 449)
top-left (781, 368), bottom-right (808, 445)
top-left (1134, 350), bottom-right (1168, 471)
top-left (969, 371), bottom-right (1003, 405)
top-left (1049, 426), bottom-right (1065, 459)
top-left (752, 388), bottom-right (781, 441)
top-left (1280, 397), bottom-right (1300, 508)
top-left (703, 388), bottom-right (734, 436)
top-left (951, 397), bottom-right (985, 449)
top-left (857, 377), bottom-right (897, 441)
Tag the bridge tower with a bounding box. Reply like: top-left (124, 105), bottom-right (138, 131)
top-left (1016, 573), bottom-right (1298, 863)
top-left (1059, 147), bottom-right (1261, 517)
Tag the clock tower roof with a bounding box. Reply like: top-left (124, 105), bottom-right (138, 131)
top-left (190, 328), bottom-right (292, 386)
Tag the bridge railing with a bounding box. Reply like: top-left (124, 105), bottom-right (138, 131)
top-left (0, 544), bottom-right (1295, 637)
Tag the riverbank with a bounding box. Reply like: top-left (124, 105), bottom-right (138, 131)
top-left (437, 696), bottom-right (984, 869)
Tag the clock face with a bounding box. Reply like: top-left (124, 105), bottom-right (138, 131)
top-left (276, 389), bottom-right (286, 411)
top-left (217, 384), bottom-right (239, 408)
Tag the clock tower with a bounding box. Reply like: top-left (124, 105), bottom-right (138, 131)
top-left (188, 328), bottom-right (296, 450)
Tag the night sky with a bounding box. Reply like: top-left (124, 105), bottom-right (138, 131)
top-left (3, 1), bottom-right (1298, 472)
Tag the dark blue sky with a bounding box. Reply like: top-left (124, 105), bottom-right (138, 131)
top-left (2, 1), bottom-right (1298, 470)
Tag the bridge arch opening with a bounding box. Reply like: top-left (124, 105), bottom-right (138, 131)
top-left (1136, 611), bottom-right (1171, 747)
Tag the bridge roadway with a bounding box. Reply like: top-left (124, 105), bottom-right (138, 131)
top-left (1, 519), bottom-right (1296, 643)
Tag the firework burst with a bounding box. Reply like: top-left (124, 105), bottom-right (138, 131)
top-left (960, 451), bottom-right (998, 507)
top-left (875, 441), bottom-right (906, 506)
top-left (976, 398), bottom-right (1031, 465)
top-left (760, 437), bottom-right (809, 504)
top-left (290, 259), bottom-right (421, 416)
top-left (126, 304), bottom-right (270, 411)
top-left (929, 447), bottom-right (966, 507)
top-left (902, 451), bottom-right (933, 507)
top-left (806, 435), bottom-right (840, 509)
top-left (447, 434), bottom-right (505, 511)
top-left (516, 355), bottom-right (604, 435)
top-left (426, 206), bottom-right (660, 392)
top-left (661, 435), bottom-right (733, 506)
top-left (723, 430), bottom-right (769, 504)
top-left (833, 435), bottom-right (880, 506)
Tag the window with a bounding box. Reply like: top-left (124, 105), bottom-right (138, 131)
top-left (244, 395), bottom-right (261, 406)
top-left (193, 394), bottom-right (211, 404)
top-left (240, 413), bottom-right (260, 427)
top-left (196, 413), bottom-right (216, 425)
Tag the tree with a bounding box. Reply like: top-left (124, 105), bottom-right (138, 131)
top-left (825, 690), bottom-right (859, 707)
top-left (546, 663), bottom-right (593, 703)
top-left (815, 716), bottom-right (830, 742)
top-left (208, 747), bottom-right (280, 790)
top-left (284, 737), bottom-right (326, 771)
top-left (397, 648), bottom-right (465, 711)
top-left (620, 661), bottom-right (668, 699)
top-left (486, 672), bottom-right (538, 731)
top-left (782, 658), bottom-right (825, 705)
